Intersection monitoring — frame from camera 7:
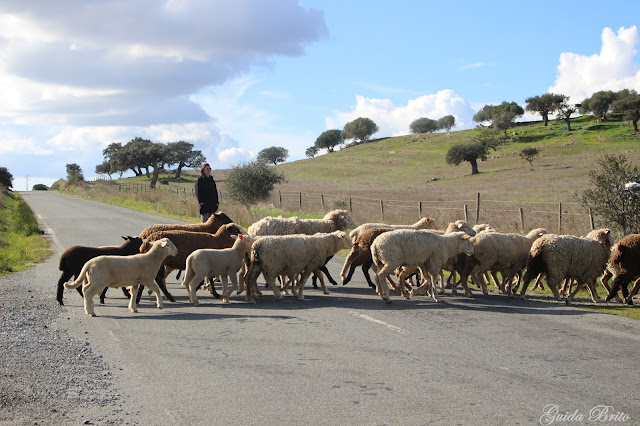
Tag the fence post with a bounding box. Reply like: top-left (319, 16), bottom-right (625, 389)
top-left (464, 204), bottom-right (468, 222)
top-left (380, 200), bottom-right (384, 220)
top-left (519, 207), bottom-right (525, 232)
top-left (299, 192), bottom-right (302, 211)
top-left (279, 190), bottom-right (282, 208)
top-left (321, 194), bottom-right (325, 211)
top-left (475, 192), bottom-right (481, 224)
top-left (419, 201), bottom-right (422, 217)
top-left (589, 208), bottom-right (594, 230)
top-left (349, 196), bottom-right (353, 212)
top-left (558, 202), bottom-right (562, 233)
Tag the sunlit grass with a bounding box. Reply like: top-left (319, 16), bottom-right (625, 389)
top-left (0, 190), bottom-right (50, 275)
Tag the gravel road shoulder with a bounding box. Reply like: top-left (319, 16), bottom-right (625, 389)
top-left (0, 254), bottom-right (137, 425)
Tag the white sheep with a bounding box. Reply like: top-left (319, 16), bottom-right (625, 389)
top-left (64, 238), bottom-right (178, 317)
top-left (394, 220), bottom-right (477, 296)
top-left (519, 228), bottom-right (614, 304)
top-left (248, 209), bottom-right (356, 236)
top-left (245, 231), bottom-right (352, 303)
top-left (181, 234), bottom-right (254, 305)
top-left (465, 228), bottom-right (549, 296)
top-left (371, 230), bottom-right (474, 303)
top-left (348, 216), bottom-right (437, 240)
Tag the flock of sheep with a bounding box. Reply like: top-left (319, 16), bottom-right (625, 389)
top-left (56, 209), bottom-right (640, 317)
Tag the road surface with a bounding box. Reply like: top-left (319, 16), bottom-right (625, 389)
top-left (8, 191), bottom-right (640, 425)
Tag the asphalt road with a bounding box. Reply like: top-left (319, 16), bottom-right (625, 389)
top-left (17, 191), bottom-right (640, 425)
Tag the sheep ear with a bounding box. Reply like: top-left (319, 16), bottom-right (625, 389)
top-left (231, 235), bottom-right (239, 240)
top-left (160, 239), bottom-right (168, 247)
top-left (462, 235), bottom-right (470, 240)
top-left (122, 236), bottom-right (127, 240)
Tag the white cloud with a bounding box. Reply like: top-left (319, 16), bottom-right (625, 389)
top-left (549, 26), bottom-right (640, 103)
top-left (218, 147), bottom-right (254, 167)
top-left (326, 90), bottom-right (476, 137)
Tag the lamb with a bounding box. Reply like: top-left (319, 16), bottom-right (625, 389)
top-left (605, 234), bottom-right (640, 305)
top-left (142, 223), bottom-right (247, 301)
top-left (181, 234), bottom-right (254, 305)
top-left (371, 230), bottom-right (474, 303)
top-left (519, 228), bottom-right (614, 304)
top-left (56, 236), bottom-right (144, 306)
top-left (64, 238), bottom-right (178, 316)
top-left (462, 228), bottom-right (549, 296)
top-left (348, 216), bottom-right (437, 240)
top-left (248, 209), bottom-right (356, 286)
top-left (138, 211), bottom-right (233, 239)
top-left (245, 231), bottom-right (352, 303)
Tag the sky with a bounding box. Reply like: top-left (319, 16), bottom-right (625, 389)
top-left (1, 1), bottom-right (640, 191)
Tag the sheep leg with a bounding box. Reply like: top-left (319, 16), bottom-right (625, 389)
top-left (374, 265), bottom-right (393, 303)
top-left (82, 284), bottom-right (100, 317)
top-left (221, 275), bottom-right (233, 303)
top-left (142, 280), bottom-right (164, 310)
top-left (186, 274), bottom-right (203, 306)
top-left (624, 278), bottom-right (640, 305)
top-left (605, 275), bottom-right (627, 303)
top-left (438, 271), bottom-right (446, 295)
top-left (56, 271), bottom-right (77, 306)
top-left (362, 263), bottom-right (378, 289)
top-left (600, 269), bottom-right (624, 303)
top-left (314, 269), bottom-right (331, 295)
top-left (547, 281), bottom-right (563, 303)
top-left (265, 277), bottom-right (283, 300)
top-left (128, 285), bottom-right (140, 313)
top-left (584, 280), bottom-right (601, 304)
top-left (151, 268), bottom-right (175, 303)
top-left (293, 270), bottom-right (313, 301)
top-left (199, 278), bottom-right (221, 299)
top-left (342, 264), bottom-right (357, 286)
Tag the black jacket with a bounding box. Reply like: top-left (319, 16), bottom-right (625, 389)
top-left (195, 176), bottom-right (219, 214)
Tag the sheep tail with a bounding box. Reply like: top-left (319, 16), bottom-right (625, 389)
top-left (64, 267), bottom-right (87, 290)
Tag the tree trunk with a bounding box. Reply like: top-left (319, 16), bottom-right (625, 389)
top-left (542, 112), bottom-right (549, 126)
top-left (174, 165), bottom-right (183, 179)
top-left (633, 119), bottom-right (639, 132)
top-left (565, 118), bottom-right (572, 131)
top-left (470, 159), bottom-right (479, 175)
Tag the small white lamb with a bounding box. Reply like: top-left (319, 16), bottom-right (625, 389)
top-left (181, 234), bottom-right (254, 305)
top-left (64, 238), bottom-right (178, 317)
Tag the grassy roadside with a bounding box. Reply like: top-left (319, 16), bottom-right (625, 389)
top-left (0, 189), bottom-right (50, 275)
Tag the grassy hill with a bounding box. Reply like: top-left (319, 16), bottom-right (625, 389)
top-left (102, 113), bottom-right (639, 237)
top-left (273, 114), bottom-right (639, 204)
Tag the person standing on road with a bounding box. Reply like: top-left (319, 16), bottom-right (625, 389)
top-left (195, 163), bottom-right (219, 222)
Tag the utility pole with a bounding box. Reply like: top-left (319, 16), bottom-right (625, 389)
top-left (25, 175), bottom-right (29, 191)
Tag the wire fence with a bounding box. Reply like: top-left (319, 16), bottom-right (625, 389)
top-left (95, 177), bottom-right (596, 235)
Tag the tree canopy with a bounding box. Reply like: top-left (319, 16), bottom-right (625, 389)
top-left (473, 101), bottom-right (524, 136)
top-left (257, 146), bottom-right (289, 165)
top-left (305, 146), bottom-right (319, 158)
top-left (343, 117), bottom-right (379, 144)
top-left (410, 117), bottom-right (438, 134)
top-left (0, 166), bottom-right (13, 189)
top-left (99, 137), bottom-right (205, 186)
top-left (224, 161), bottom-right (285, 209)
top-left (555, 101), bottom-right (577, 131)
top-left (525, 93), bottom-right (567, 126)
top-left (580, 90), bottom-right (617, 121)
top-left (581, 154), bottom-right (640, 234)
top-left (445, 131), bottom-right (505, 175)
top-left (165, 141), bottom-right (206, 178)
top-left (315, 129), bottom-right (344, 152)
top-left (611, 89), bottom-right (640, 132)
top-left (437, 115), bottom-right (456, 132)
top-left (66, 163), bottom-right (84, 184)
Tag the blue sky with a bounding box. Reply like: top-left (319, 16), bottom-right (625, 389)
top-left (1, 0), bottom-right (639, 190)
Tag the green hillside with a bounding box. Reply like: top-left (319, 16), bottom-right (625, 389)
top-left (273, 114), bottom-right (639, 204)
